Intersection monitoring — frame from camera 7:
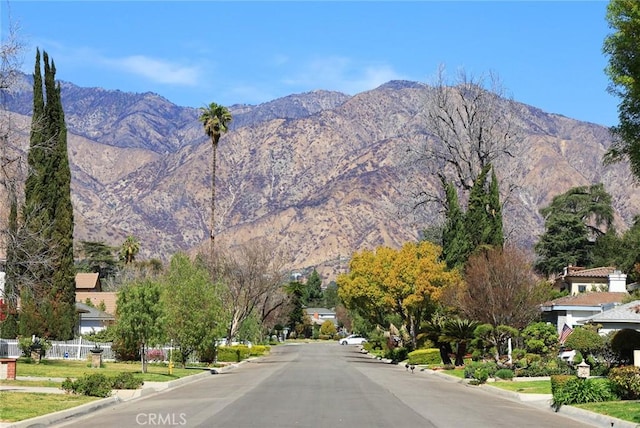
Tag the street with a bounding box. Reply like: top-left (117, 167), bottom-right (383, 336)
top-left (55, 343), bottom-right (596, 428)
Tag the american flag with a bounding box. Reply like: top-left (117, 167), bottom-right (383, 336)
top-left (559, 323), bottom-right (574, 344)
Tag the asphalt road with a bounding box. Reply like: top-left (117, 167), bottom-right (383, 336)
top-left (54, 343), bottom-right (597, 428)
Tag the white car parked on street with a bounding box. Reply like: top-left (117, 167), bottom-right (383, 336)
top-left (339, 334), bottom-right (367, 345)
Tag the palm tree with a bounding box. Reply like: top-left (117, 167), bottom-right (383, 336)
top-left (199, 102), bottom-right (232, 260)
top-left (120, 235), bottom-right (140, 264)
top-left (441, 318), bottom-right (480, 366)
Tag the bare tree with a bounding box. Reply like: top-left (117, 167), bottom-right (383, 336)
top-left (407, 67), bottom-right (526, 219)
top-left (213, 240), bottom-right (288, 342)
top-left (453, 245), bottom-right (550, 329)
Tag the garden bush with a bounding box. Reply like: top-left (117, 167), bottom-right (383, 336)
top-left (551, 377), bottom-right (616, 410)
top-left (464, 361), bottom-right (497, 380)
top-left (550, 374), bottom-right (574, 396)
top-left (516, 359), bottom-right (573, 377)
top-left (407, 348), bottom-right (442, 366)
top-left (495, 368), bottom-right (514, 380)
top-left (217, 345), bottom-right (252, 362)
top-left (384, 347), bottom-right (408, 363)
top-left (111, 372), bottom-right (144, 390)
top-left (249, 345), bottom-right (270, 357)
top-left (608, 365), bottom-right (640, 400)
top-left (61, 372), bottom-right (144, 397)
top-left (62, 373), bottom-right (113, 398)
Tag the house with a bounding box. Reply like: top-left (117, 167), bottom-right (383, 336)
top-left (541, 292), bottom-right (628, 336)
top-left (75, 272), bottom-right (102, 292)
top-left (305, 308), bottom-right (337, 326)
top-left (76, 302), bottom-right (115, 335)
top-left (554, 266), bottom-right (627, 294)
top-left (75, 272), bottom-right (117, 316)
top-left (580, 300), bottom-right (640, 334)
top-left (75, 292), bottom-right (117, 316)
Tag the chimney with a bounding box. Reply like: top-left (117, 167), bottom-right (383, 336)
top-left (608, 270), bottom-right (627, 293)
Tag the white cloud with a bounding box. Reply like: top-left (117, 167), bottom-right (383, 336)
top-left (281, 56), bottom-right (405, 95)
top-left (105, 55), bottom-right (202, 86)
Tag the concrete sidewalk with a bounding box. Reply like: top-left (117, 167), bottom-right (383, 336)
top-left (0, 361), bottom-right (248, 428)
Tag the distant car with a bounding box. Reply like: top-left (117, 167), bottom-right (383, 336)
top-left (340, 334), bottom-right (367, 345)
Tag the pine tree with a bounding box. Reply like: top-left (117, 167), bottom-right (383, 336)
top-left (18, 49), bottom-right (76, 340)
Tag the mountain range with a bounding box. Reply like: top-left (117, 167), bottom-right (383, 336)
top-left (2, 74), bottom-right (639, 283)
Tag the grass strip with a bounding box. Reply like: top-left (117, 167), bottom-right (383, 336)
top-left (575, 401), bottom-right (640, 424)
top-left (488, 380), bottom-right (551, 394)
top-left (14, 359), bottom-right (198, 382)
top-left (0, 391), bottom-right (98, 422)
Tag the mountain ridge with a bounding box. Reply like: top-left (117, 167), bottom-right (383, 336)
top-left (2, 73), bottom-right (638, 282)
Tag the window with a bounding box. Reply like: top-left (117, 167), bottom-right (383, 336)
top-left (578, 285), bottom-right (586, 293)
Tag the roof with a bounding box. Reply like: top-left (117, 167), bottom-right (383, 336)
top-left (541, 292), bottom-right (628, 308)
top-left (584, 300), bottom-right (640, 323)
top-left (75, 273), bottom-right (100, 290)
top-left (561, 266), bottom-right (618, 278)
top-left (76, 291), bottom-right (117, 315)
top-left (76, 302), bottom-right (115, 322)
top-left (305, 307), bottom-right (336, 315)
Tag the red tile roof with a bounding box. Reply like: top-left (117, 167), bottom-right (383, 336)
top-left (563, 266), bottom-right (617, 278)
top-left (544, 292), bottom-right (627, 307)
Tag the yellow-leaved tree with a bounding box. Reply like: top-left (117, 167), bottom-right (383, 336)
top-left (338, 241), bottom-right (461, 348)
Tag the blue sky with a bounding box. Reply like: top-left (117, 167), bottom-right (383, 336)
top-left (1, 1), bottom-right (619, 126)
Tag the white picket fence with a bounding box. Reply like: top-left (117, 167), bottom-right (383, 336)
top-left (0, 337), bottom-right (115, 360)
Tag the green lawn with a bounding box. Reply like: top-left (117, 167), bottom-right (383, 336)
top-left (14, 359), bottom-right (201, 382)
top-left (0, 392), bottom-right (98, 423)
top-left (0, 378), bottom-right (62, 388)
top-left (489, 380), bottom-right (551, 394)
top-left (440, 369), bottom-right (465, 378)
top-left (575, 401), bottom-right (640, 424)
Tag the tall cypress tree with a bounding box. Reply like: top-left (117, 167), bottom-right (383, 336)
top-left (487, 167), bottom-right (503, 247)
top-left (465, 164), bottom-right (492, 250)
top-left (441, 180), bottom-right (469, 270)
top-left (19, 49), bottom-right (76, 340)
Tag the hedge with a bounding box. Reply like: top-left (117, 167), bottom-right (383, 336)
top-left (407, 348), bottom-right (442, 365)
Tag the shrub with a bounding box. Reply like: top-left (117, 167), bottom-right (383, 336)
top-left (146, 349), bottom-right (165, 363)
top-left (249, 345), bottom-right (270, 356)
top-left (611, 330), bottom-right (640, 364)
top-left (61, 372), bottom-right (144, 397)
top-left (217, 345), bottom-right (251, 362)
top-left (407, 349), bottom-right (442, 366)
top-left (550, 374), bottom-right (574, 396)
top-left (495, 368), bottom-right (514, 380)
top-left (111, 372), bottom-right (144, 390)
top-left (464, 361), bottom-right (497, 380)
top-left (516, 359), bottom-right (573, 377)
top-left (472, 368), bottom-right (489, 384)
top-left (608, 365), bottom-right (640, 400)
top-left (65, 373), bottom-right (113, 398)
top-left (384, 347), bottom-right (408, 363)
top-left (552, 378), bottom-right (616, 410)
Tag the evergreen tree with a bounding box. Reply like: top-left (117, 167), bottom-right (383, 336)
top-left (465, 164), bottom-right (492, 250)
top-left (534, 184), bottom-right (614, 276)
top-left (18, 49), bottom-right (75, 340)
top-left (441, 180), bottom-right (469, 270)
top-left (487, 167), bottom-right (503, 247)
top-left (305, 269), bottom-right (323, 306)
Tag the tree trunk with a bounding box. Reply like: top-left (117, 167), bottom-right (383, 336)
top-left (454, 341), bottom-right (467, 366)
top-left (439, 343), bottom-right (453, 366)
top-left (210, 140), bottom-right (217, 261)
